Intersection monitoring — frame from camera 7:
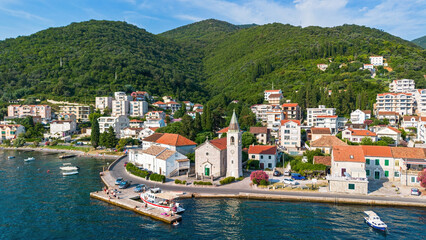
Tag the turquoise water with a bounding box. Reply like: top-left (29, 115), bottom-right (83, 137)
top-left (0, 150), bottom-right (425, 240)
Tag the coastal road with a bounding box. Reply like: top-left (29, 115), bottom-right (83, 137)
top-left (109, 156), bottom-right (426, 205)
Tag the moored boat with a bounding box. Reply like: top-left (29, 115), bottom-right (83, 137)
top-left (24, 157), bottom-right (35, 162)
top-left (59, 163), bottom-right (79, 171)
top-left (364, 211), bottom-right (387, 231)
top-left (8, 156), bottom-right (15, 159)
top-left (62, 170), bottom-right (79, 176)
top-left (140, 188), bottom-right (185, 214)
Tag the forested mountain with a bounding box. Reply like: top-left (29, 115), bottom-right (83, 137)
top-left (412, 36), bottom-right (426, 49)
top-left (0, 19), bottom-right (425, 119)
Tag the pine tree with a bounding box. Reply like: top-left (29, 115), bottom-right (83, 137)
top-left (91, 119), bottom-right (100, 148)
top-left (106, 126), bottom-right (117, 149)
top-left (194, 112), bottom-right (202, 133)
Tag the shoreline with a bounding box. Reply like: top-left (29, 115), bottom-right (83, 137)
top-left (0, 146), bottom-right (121, 160)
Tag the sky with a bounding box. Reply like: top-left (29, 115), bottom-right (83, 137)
top-left (0, 0), bottom-right (425, 41)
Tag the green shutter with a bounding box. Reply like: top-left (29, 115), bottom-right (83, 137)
top-left (366, 170), bottom-right (370, 176)
top-left (394, 171), bottom-right (400, 177)
top-left (385, 171), bottom-right (389, 177)
top-left (375, 159), bottom-right (380, 165)
top-left (366, 159), bottom-right (370, 165)
top-left (348, 184), bottom-right (355, 190)
top-left (385, 160), bottom-right (389, 166)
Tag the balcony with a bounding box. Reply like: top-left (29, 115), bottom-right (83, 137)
top-left (326, 175), bottom-right (368, 182)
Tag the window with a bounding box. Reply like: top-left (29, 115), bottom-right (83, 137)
top-left (384, 171), bottom-right (389, 177)
top-left (268, 163), bottom-right (272, 168)
top-left (268, 156), bottom-right (271, 159)
top-left (366, 170), bottom-right (370, 176)
top-left (348, 184), bottom-right (355, 190)
top-left (411, 176), bottom-right (417, 183)
top-left (251, 155), bottom-right (255, 159)
top-left (366, 159), bottom-right (370, 165)
top-left (385, 160), bottom-right (389, 166)
top-left (261, 156), bottom-right (263, 159)
top-left (375, 159), bottom-right (380, 165)
top-left (394, 171), bottom-right (400, 177)
top-left (230, 136), bottom-right (235, 145)
top-left (395, 160), bottom-right (399, 166)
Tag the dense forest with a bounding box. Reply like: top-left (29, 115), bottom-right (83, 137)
top-left (412, 35), bottom-right (426, 49)
top-left (0, 19), bottom-right (425, 121)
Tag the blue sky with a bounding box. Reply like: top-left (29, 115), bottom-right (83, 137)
top-left (0, 0), bottom-right (425, 40)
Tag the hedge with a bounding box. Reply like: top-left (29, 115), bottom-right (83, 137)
top-left (149, 173), bottom-right (166, 183)
top-left (174, 179), bottom-right (187, 185)
top-left (219, 176), bottom-right (235, 185)
top-left (193, 181), bottom-right (213, 185)
top-left (126, 163), bottom-right (149, 178)
top-left (246, 160), bottom-right (260, 170)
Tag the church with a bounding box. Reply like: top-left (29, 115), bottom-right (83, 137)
top-left (195, 110), bottom-right (243, 179)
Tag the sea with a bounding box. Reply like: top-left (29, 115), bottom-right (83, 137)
top-left (0, 150), bottom-right (425, 240)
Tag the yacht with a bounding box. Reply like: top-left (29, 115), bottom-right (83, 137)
top-left (24, 157), bottom-right (35, 162)
top-left (364, 211), bottom-right (387, 231)
top-left (59, 163), bottom-right (79, 171)
top-left (140, 188), bottom-right (185, 214)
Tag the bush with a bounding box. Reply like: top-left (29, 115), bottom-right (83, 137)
top-left (290, 160), bottom-right (327, 173)
top-left (193, 181), bottom-right (213, 185)
top-left (246, 160), bottom-right (260, 170)
top-left (219, 176), bottom-right (235, 185)
top-left (126, 163), bottom-right (149, 178)
top-left (259, 179), bottom-right (268, 186)
top-left (149, 173), bottom-right (166, 183)
top-left (32, 140), bottom-right (40, 147)
top-left (236, 176), bottom-right (245, 181)
top-left (265, 168), bottom-right (272, 171)
top-left (250, 170), bottom-right (269, 185)
top-left (174, 179), bottom-right (187, 185)
top-left (3, 139), bottom-right (11, 146)
top-left (13, 138), bottom-right (26, 147)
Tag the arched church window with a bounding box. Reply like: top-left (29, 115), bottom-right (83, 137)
top-left (231, 136), bottom-right (235, 145)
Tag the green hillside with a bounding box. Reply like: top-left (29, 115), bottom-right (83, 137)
top-left (0, 20), bottom-right (207, 104)
top-left (412, 35), bottom-right (426, 49)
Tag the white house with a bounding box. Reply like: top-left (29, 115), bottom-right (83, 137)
top-left (144, 118), bottom-right (165, 128)
top-left (120, 127), bottom-right (143, 139)
top-left (280, 120), bottom-right (301, 149)
top-left (138, 127), bottom-right (158, 140)
top-left (306, 105), bottom-right (336, 127)
top-left (389, 79), bottom-right (415, 93)
top-left (376, 111), bottom-right (399, 126)
top-left (248, 145), bottom-right (278, 170)
top-left (342, 128), bottom-right (377, 143)
top-left (152, 101), bottom-right (167, 109)
top-left (95, 97), bottom-right (112, 113)
top-left (317, 64), bottom-right (328, 71)
top-left (375, 126), bottom-right (401, 145)
top-left (362, 145), bottom-right (396, 181)
top-left (264, 90), bottom-right (282, 102)
top-left (114, 92), bottom-right (132, 101)
top-left (350, 109), bottom-right (371, 124)
top-left (98, 115), bottom-right (130, 137)
top-left (414, 89), bottom-right (426, 116)
top-left (128, 146), bottom-right (190, 177)
top-left (50, 120), bottom-right (77, 137)
top-left (129, 119), bottom-right (144, 128)
top-left (369, 56), bottom-right (383, 66)
top-left (401, 116), bottom-right (419, 129)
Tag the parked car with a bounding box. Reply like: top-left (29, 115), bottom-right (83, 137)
top-left (283, 170), bottom-right (291, 176)
top-left (115, 177), bottom-right (123, 185)
top-left (124, 162), bottom-right (128, 167)
top-left (134, 184), bottom-right (146, 192)
top-left (273, 170), bottom-right (281, 176)
top-left (411, 188), bottom-right (421, 196)
top-left (283, 178), bottom-right (298, 185)
top-left (291, 173), bottom-right (305, 180)
top-left (119, 180), bottom-right (131, 189)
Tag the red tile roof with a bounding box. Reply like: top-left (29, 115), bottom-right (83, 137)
top-left (217, 127), bottom-right (229, 133)
top-left (387, 126), bottom-right (401, 133)
top-left (282, 103), bottom-right (299, 107)
top-left (209, 137), bottom-right (227, 150)
top-left (264, 90), bottom-right (281, 93)
top-left (391, 147), bottom-right (426, 159)
top-left (403, 116), bottom-right (419, 121)
top-left (345, 128), bottom-right (377, 136)
top-left (332, 146), bottom-right (365, 163)
top-left (361, 145), bottom-right (392, 157)
top-left (248, 145), bottom-right (277, 155)
top-left (310, 136), bottom-right (347, 147)
top-left (129, 119), bottom-right (143, 122)
top-left (311, 128), bottom-right (331, 135)
top-left (316, 115), bottom-right (338, 118)
top-left (361, 110), bottom-right (371, 114)
top-left (281, 120), bottom-right (301, 126)
top-left (149, 127), bottom-right (159, 131)
top-left (313, 156), bottom-right (331, 166)
top-left (268, 93), bottom-right (283, 98)
top-left (249, 127), bottom-right (268, 134)
top-left (377, 93), bottom-right (412, 96)
top-left (153, 101), bottom-right (166, 105)
top-left (155, 133), bottom-right (196, 146)
top-left (378, 111), bottom-right (398, 116)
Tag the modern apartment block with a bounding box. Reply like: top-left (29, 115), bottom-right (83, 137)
top-left (98, 115), bottom-right (130, 137)
top-left (114, 92), bottom-right (132, 101)
top-left (8, 105), bottom-right (52, 120)
top-left (369, 56), bottom-right (383, 66)
top-left (306, 105), bottom-right (336, 127)
top-left (280, 120), bottom-right (301, 149)
top-left (129, 101), bottom-right (148, 117)
top-left (59, 105), bottom-right (91, 122)
top-left (281, 103), bottom-right (301, 120)
top-left (389, 79), bottom-right (415, 93)
top-left (112, 100), bottom-right (129, 117)
top-left (375, 93), bottom-right (414, 116)
top-left (414, 89), bottom-right (426, 116)
top-left (264, 90), bottom-right (282, 102)
top-left (95, 97), bottom-right (112, 113)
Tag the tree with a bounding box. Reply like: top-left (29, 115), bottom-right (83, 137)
top-left (242, 132), bottom-right (256, 148)
top-left (379, 136), bottom-right (396, 145)
top-left (3, 139), bottom-right (11, 146)
top-left (250, 170), bottom-right (269, 185)
top-left (303, 149), bottom-right (324, 163)
top-left (195, 132), bottom-right (214, 145)
top-left (417, 169), bottom-right (426, 188)
top-left (193, 113), bottom-right (202, 133)
top-left (104, 126), bottom-right (118, 148)
top-left (13, 137), bottom-right (26, 147)
top-left (360, 137), bottom-right (374, 145)
top-left (103, 107), bottom-right (111, 116)
top-left (91, 118), bottom-right (100, 148)
top-left (89, 110), bottom-right (102, 123)
top-left (179, 115), bottom-right (195, 140)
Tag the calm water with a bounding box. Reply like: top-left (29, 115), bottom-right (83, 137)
top-left (0, 150), bottom-right (425, 240)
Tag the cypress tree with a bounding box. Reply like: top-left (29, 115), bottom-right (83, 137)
top-left (91, 119), bottom-right (100, 148)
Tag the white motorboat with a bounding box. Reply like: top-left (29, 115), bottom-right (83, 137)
top-left (140, 188), bottom-right (185, 214)
top-left (364, 211), bottom-right (387, 231)
top-left (60, 163), bottom-right (79, 171)
top-left (62, 170), bottom-right (79, 176)
top-left (24, 157), bottom-right (35, 162)
top-left (8, 156), bottom-right (15, 159)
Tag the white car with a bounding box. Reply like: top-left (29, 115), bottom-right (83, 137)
top-left (283, 178), bottom-right (298, 185)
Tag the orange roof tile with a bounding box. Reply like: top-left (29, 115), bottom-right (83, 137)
top-left (153, 101), bottom-right (166, 105)
top-left (387, 126), bottom-right (401, 133)
top-left (391, 147), bottom-right (426, 159)
top-left (332, 146), bottom-right (365, 163)
top-left (281, 120), bottom-right (301, 126)
top-left (378, 111), bottom-right (398, 116)
top-left (403, 116), bottom-right (419, 121)
top-left (377, 93), bottom-right (412, 96)
top-left (282, 103), bottom-right (299, 107)
top-left (249, 127), bottom-right (268, 134)
top-left (316, 115), bottom-right (338, 118)
top-left (311, 128), bottom-right (331, 135)
top-left (248, 145), bottom-right (277, 155)
top-left (268, 93), bottom-right (283, 98)
top-left (264, 90), bottom-right (281, 93)
top-left (129, 119), bottom-right (143, 122)
top-left (346, 128), bottom-right (377, 136)
top-left (209, 137), bottom-right (227, 150)
top-left (313, 156), bottom-right (331, 166)
top-left (310, 136), bottom-right (347, 147)
top-left (361, 145), bottom-right (392, 157)
top-left (217, 127), bottom-right (229, 133)
top-left (155, 133), bottom-right (196, 146)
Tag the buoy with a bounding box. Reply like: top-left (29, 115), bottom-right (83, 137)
top-left (47, 170), bottom-right (50, 173)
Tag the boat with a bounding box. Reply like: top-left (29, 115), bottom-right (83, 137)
top-left (62, 170), bottom-right (79, 176)
top-left (59, 163), bottom-right (79, 171)
top-left (24, 157), bottom-right (35, 162)
top-left (364, 211), bottom-right (387, 231)
top-left (59, 154), bottom-right (76, 159)
top-left (8, 156), bottom-right (15, 159)
top-left (140, 188), bottom-right (185, 214)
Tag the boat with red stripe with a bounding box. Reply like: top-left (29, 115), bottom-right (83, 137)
top-left (140, 188), bottom-right (185, 214)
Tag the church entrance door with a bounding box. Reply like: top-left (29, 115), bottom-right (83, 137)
top-left (204, 166), bottom-right (210, 176)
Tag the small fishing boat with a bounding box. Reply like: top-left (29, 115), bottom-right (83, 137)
top-left (24, 157), bottom-right (35, 162)
top-left (8, 156), bottom-right (15, 159)
top-left (140, 188), bottom-right (185, 214)
top-left (62, 170), bottom-right (79, 176)
top-left (364, 211), bottom-right (387, 231)
top-left (59, 163), bottom-right (79, 171)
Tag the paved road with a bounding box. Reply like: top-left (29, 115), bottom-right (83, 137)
top-left (110, 156), bottom-right (426, 204)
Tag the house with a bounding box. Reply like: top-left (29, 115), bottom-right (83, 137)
top-left (138, 127), bottom-right (158, 140)
top-left (114, 92), bottom-right (132, 101)
top-left (375, 93), bottom-right (414, 116)
top-left (350, 109), bottom-right (371, 124)
top-left (129, 101), bottom-right (148, 117)
top-left (192, 104), bottom-right (203, 111)
top-left (414, 89), bottom-right (426, 116)
top-left (165, 101), bottom-right (181, 113)
top-left (264, 90), bottom-right (282, 102)
top-left (120, 127), bottom-right (143, 139)
top-left (267, 93), bottom-right (283, 104)
top-left (313, 156), bottom-right (331, 167)
top-left (309, 136), bottom-right (347, 154)
top-left (8, 105), bottom-right (51, 120)
top-left (248, 145), bottom-right (278, 170)
top-left (142, 133), bottom-right (196, 155)
top-left (342, 128), bottom-right (377, 143)
top-left (183, 101), bottom-right (193, 111)
top-left (317, 64), bottom-right (328, 71)
top-left (279, 120), bottom-right (301, 149)
top-left (152, 101), bottom-right (167, 109)
top-left (95, 97), bottom-right (112, 113)
top-left (49, 120), bottom-right (77, 137)
top-left (369, 56), bottom-right (383, 66)
top-left (59, 105), bottom-right (91, 122)
top-left (281, 103), bottom-right (301, 120)
top-left (145, 111), bottom-right (166, 120)
top-left (363, 64), bottom-right (374, 70)
top-left (389, 79), bottom-right (415, 93)
top-left (112, 100), bottom-right (129, 117)
top-left (216, 127), bottom-right (229, 138)
top-left (310, 128), bottom-right (331, 141)
top-left (128, 146), bottom-right (189, 177)
top-left (391, 147), bottom-right (426, 187)
top-left (162, 96), bottom-right (175, 103)
top-left (144, 118), bottom-right (165, 128)
top-left (195, 110), bottom-right (243, 178)
top-left (129, 119), bottom-right (144, 128)
top-left (362, 146), bottom-right (396, 181)
top-left (249, 127), bottom-right (269, 145)
top-left (0, 124), bottom-right (25, 141)
top-left (375, 126), bottom-right (401, 145)
top-left (131, 91), bottom-right (150, 101)
top-left (327, 146), bottom-right (368, 195)
top-left (344, 123), bottom-right (367, 130)
top-left (98, 115), bottom-right (130, 137)
top-left (307, 105), bottom-right (336, 127)
top-left (401, 116), bottom-right (419, 130)
top-left (376, 111), bottom-right (399, 125)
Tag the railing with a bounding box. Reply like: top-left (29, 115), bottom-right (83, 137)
top-left (326, 175), bottom-right (368, 182)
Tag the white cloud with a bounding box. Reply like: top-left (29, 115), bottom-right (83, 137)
top-left (175, 14), bottom-right (204, 22)
top-left (0, 6), bottom-right (50, 22)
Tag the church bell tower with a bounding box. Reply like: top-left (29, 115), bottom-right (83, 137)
top-left (226, 110), bottom-right (242, 177)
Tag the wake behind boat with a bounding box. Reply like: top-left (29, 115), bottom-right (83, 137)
top-left (60, 163), bottom-right (79, 171)
top-left (140, 188), bottom-right (185, 214)
top-left (24, 157), bottom-right (35, 162)
top-left (62, 170), bottom-right (79, 176)
top-left (364, 211), bottom-right (387, 231)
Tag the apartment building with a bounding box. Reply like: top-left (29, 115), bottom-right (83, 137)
top-left (59, 105), bottom-right (91, 122)
top-left (306, 105), bottom-right (336, 127)
top-left (0, 124), bottom-right (25, 141)
top-left (389, 79), bottom-right (415, 93)
top-left (375, 93), bottom-right (414, 116)
top-left (131, 91), bottom-right (150, 101)
top-left (8, 105), bottom-right (51, 120)
top-left (129, 101), bottom-right (148, 117)
top-left (114, 92), bottom-right (132, 101)
top-left (251, 104), bottom-right (279, 123)
top-left (414, 89), bottom-right (426, 116)
top-left (280, 120), bottom-right (301, 149)
top-left (267, 94), bottom-right (283, 104)
top-left (264, 90), bottom-right (282, 102)
top-left (350, 109), bottom-right (371, 124)
top-left (145, 111), bottom-right (166, 120)
top-left (369, 56), bottom-right (383, 66)
top-left (50, 120), bottom-right (77, 137)
top-left (281, 103), bottom-right (301, 120)
top-left (98, 115), bottom-right (129, 137)
top-left (95, 97), bottom-right (112, 113)
top-left (112, 100), bottom-right (129, 117)
top-left (312, 115), bottom-right (338, 134)
top-left (342, 128), bottom-right (377, 143)
top-left (376, 111), bottom-right (399, 125)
